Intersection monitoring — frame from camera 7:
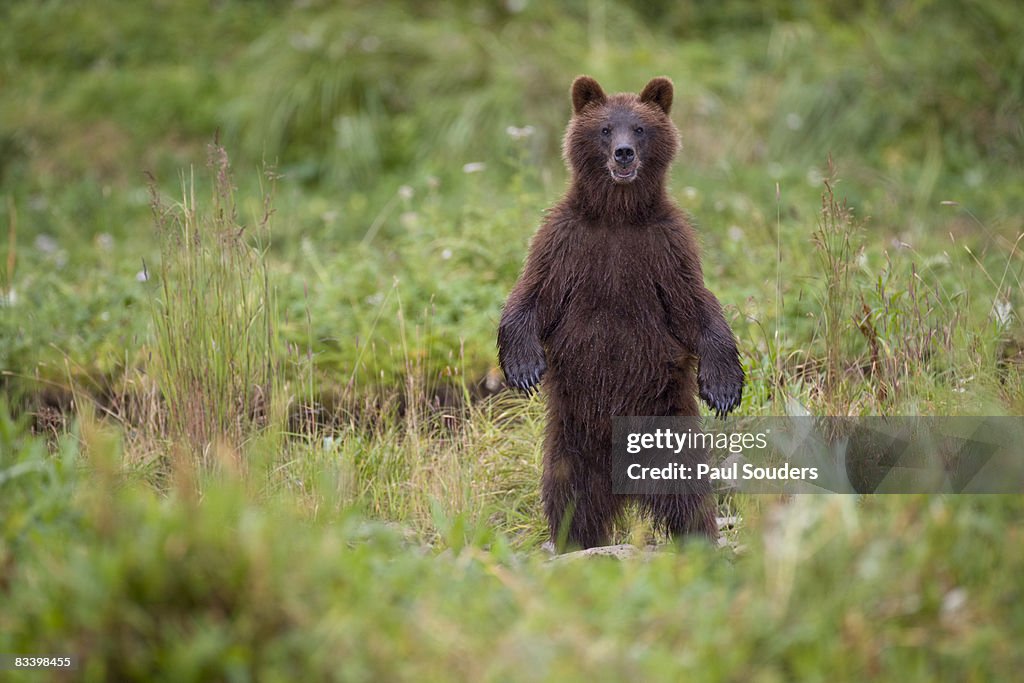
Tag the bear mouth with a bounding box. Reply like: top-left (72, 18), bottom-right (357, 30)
top-left (609, 164), bottom-right (639, 184)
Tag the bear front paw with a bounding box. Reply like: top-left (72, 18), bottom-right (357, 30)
top-left (698, 362), bottom-right (744, 419)
top-left (503, 358), bottom-right (547, 393)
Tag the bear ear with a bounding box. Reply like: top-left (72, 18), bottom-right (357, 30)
top-left (571, 76), bottom-right (607, 114)
top-left (640, 77), bottom-right (673, 115)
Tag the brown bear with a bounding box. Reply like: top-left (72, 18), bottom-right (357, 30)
top-left (497, 76), bottom-right (744, 550)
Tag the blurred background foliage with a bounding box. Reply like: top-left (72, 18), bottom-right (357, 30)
top-left (2, 0), bottom-right (1022, 401)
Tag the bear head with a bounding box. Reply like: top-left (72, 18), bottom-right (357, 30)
top-left (563, 76), bottom-right (680, 200)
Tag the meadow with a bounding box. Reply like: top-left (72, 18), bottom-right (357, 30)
top-left (2, 1), bottom-right (1023, 679)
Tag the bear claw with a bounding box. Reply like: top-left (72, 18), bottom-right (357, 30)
top-left (505, 361), bottom-right (546, 393)
top-left (700, 385), bottom-right (742, 419)
top-left (698, 380), bottom-right (743, 419)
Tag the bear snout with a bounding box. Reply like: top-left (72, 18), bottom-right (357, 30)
top-left (614, 145), bottom-right (635, 166)
top-left (609, 139), bottom-right (640, 182)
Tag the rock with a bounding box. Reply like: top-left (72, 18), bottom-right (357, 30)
top-left (542, 515), bottom-right (745, 560)
top-left (550, 544), bottom-right (647, 562)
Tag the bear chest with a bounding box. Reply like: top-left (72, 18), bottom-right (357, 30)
top-left (541, 227), bottom-right (676, 338)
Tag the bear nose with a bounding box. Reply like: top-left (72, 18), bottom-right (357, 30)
top-left (614, 145), bottom-right (635, 166)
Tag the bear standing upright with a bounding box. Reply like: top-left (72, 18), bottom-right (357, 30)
top-left (498, 76), bottom-right (745, 550)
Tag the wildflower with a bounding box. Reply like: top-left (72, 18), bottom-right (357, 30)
top-left (506, 125), bottom-right (535, 140)
top-left (806, 167), bottom-right (824, 187)
top-left (34, 234), bottom-right (58, 254)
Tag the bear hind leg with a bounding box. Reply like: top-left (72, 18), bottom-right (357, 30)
top-left (637, 493), bottom-right (719, 544)
top-left (543, 455), bottom-right (622, 551)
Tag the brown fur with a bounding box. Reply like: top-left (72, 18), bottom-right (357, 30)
top-left (498, 76), bottom-right (744, 550)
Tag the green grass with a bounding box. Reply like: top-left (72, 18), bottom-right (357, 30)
top-left (2, 0), bottom-right (1024, 679)
top-left (3, 414), bottom-right (1023, 680)
top-left (147, 145), bottom-right (280, 458)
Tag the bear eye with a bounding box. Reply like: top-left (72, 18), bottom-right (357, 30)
top-left (635, 126), bottom-right (644, 135)
top-left (601, 127), bottom-right (611, 136)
